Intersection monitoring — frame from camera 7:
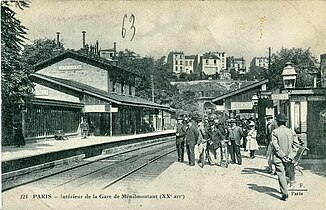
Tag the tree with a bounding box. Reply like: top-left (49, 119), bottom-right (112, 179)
top-left (22, 38), bottom-right (65, 67)
top-left (230, 68), bottom-right (240, 80)
top-left (1, 0), bottom-right (33, 145)
top-left (248, 65), bottom-right (265, 80)
top-left (170, 90), bottom-right (200, 114)
top-left (116, 49), bottom-right (154, 100)
top-left (264, 48), bottom-right (317, 90)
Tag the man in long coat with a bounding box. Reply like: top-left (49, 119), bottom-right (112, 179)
top-left (228, 119), bottom-right (244, 165)
top-left (185, 118), bottom-right (199, 166)
top-left (271, 113), bottom-right (299, 201)
top-left (176, 116), bottom-right (187, 162)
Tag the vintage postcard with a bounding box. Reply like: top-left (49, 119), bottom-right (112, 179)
top-left (1, 0), bottom-right (326, 210)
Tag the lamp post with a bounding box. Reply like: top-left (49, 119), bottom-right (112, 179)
top-left (282, 62), bottom-right (297, 91)
top-left (15, 98), bottom-right (26, 146)
top-left (281, 62), bottom-right (297, 184)
top-left (251, 94), bottom-right (259, 121)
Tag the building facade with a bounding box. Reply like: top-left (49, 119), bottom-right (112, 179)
top-left (201, 53), bottom-right (222, 76)
top-left (250, 56), bottom-right (269, 69)
top-left (184, 55), bottom-right (196, 74)
top-left (167, 51), bottom-right (226, 77)
top-left (321, 54), bottom-right (326, 87)
top-left (167, 51), bottom-right (185, 75)
top-left (227, 56), bottom-right (247, 74)
top-left (20, 50), bottom-right (169, 142)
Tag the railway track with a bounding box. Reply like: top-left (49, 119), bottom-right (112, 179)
top-left (2, 138), bottom-right (176, 192)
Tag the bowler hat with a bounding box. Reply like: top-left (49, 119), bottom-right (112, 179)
top-left (177, 116), bottom-right (183, 120)
top-left (276, 113), bottom-right (288, 122)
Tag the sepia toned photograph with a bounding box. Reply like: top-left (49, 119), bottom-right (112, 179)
top-left (1, 0), bottom-right (326, 209)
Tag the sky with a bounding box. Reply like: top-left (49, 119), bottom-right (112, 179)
top-left (14, 0), bottom-right (326, 64)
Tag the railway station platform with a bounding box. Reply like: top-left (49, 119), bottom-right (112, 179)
top-left (137, 148), bottom-right (326, 210)
top-left (2, 145), bottom-right (326, 210)
top-left (1, 130), bottom-right (175, 174)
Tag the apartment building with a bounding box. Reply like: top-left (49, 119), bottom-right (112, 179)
top-left (250, 56), bottom-right (269, 69)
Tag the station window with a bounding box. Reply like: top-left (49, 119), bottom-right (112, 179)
top-left (112, 81), bottom-right (116, 92)
top-left (175, 60), bottom-right (178, 65)
top-left (180, 61), bottom-right (183, 65)
top-left (180, 66), bottom-right (183, 71)
top-left (214, 60), bottom-right (217, 64)
top-left (175, 66), bottom-right (178, 71)
top-left (185, 61), bottom-right (188, 66)
top-left (129, 85), bottom-right (132, 95)
top-left (121, 82), bottom-right (125, 94)
top-left (206, 59), bottom-right (209, 65)
top-left (180, 55), bottom-right (182, 59)
top-left (190, 61), bottom-right (192, 66)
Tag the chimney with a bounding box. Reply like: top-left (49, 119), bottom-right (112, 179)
top-left (113, 42), bottom-right (117, 59)
top-left (82, 31), bottom-right (86, 48)
top-left (56, 32), bottom-right (60, 49)
top-left (96, 40), bottom-right (99, 55)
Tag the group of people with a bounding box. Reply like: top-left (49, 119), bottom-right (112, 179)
top-left (175, 114), bottom-right (259, 167)
top-left (175, 112), bottom-right (300, 201)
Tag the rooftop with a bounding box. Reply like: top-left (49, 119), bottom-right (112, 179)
top-left (32, 73), bottom-right (170, 110)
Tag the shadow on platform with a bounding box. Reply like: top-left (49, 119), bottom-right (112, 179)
top-left (247, 184), bottom-right (280, 199)
top-left (242, 167), bottom-right (278, 180)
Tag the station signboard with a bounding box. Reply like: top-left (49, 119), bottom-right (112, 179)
top-left (230, 102), bottom-right (252, 110)
top-left (271, 93), bottom-right (289, 100)
top-left (84, 105), bottom-right (118, 113)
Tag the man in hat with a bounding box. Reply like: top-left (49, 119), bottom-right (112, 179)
top-left (271, 113), bottom-right (299, 201)
top-left (185, 118), bottom-right (199, 166)
top-left (176, 116), bottom-right (187, 162)
top-left (227, 118), bottom-right (244, 165)
top-left (196, 117), bottom-right (208, 167)
top-left (207, 118), bottom-right (226, 166)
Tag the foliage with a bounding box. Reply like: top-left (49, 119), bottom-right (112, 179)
top-left (116, 49), bottom-right (154, 100)
top-left (1, 0), bottom-right (33, 145)
top-left (230, 68), bottom-right (240, 80)
top-left (169, 90), bottom-right (200, 114)
top-left (116, 51), bottom-right (200, 114)
top-left (264, 48), bottom-right (317, 90)
top-left (22, 38), bottom-right (65, 67)
top-left (248, 65), bottom-right (265, 80)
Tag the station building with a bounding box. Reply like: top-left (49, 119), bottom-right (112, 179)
top-left (23, 50), bottom-right (170, 141)
top-left (211, 77), bottom-right (326, 156)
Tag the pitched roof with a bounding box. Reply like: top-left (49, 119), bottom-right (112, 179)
top-left (185, 55), bottom-right (196, 59)
top-left (212, 79), bottom-right (269, 103)
top-left (33, 50), bottom-right (141, 78)
top-left (32, 73), bottom-right (170, 110)
top-left (202, 53), bottom-right (220, 59)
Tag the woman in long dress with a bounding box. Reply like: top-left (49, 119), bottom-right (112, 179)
top-left (246, 121), bottom-right (259, 158)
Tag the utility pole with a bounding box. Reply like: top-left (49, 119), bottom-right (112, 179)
top-left (151, 74), bottom-right (155, 102)
top-left (268, 47), bottom-right (271, 70)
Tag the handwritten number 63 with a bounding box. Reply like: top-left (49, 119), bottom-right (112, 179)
top-left (122, 14), bottom-right (136, 41)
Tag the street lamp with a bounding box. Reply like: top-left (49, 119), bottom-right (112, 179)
top-left (252, 94), bottom-right (259, 121)
top-left (282, 62), bottom-right (297, 91)
top-left (15, 97), bottom-right (26, 146)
